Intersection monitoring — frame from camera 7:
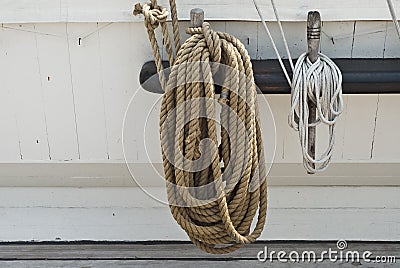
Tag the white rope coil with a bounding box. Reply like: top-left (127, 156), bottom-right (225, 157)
top-left (289, 52), bottom-right (343, 173)
top-left (252, 0), bottom-right (344, 173)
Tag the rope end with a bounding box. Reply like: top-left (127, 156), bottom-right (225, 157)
top-left (133, 3), bottom-right (143, 16)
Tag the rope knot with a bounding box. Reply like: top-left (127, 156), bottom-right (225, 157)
top-left (137, 2), bottom-right (169, 30)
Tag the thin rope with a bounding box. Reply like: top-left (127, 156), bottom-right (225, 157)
top-left (270, 0), bottom-right (294, 72)
top-left (387, 0), bottom-right (400, 40)
top-left (252, 0), bottom-right (343, 173)
top-left (289, 53), bottom-right (343, 173)
top-left (136, 0), bottom-right (267, 254)
top-left (252, 0), bottom-right (292, 85)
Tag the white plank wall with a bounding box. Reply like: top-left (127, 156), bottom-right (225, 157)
top-left (0, 21), bottom-right (398, 164)
top-left (0, 45), bottom-right (21, 161)
top-left (0, 19), bottom-right (398, 243)
top-left (1, 25), bottom-right (50, 160)
top-left (35, 24), bottom-right (80, 160)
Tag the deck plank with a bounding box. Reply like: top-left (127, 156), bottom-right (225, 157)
top-left (0, 242), bottom-right (398, 267)
top-left (0, 242), bottom-right (399, 260)
top-left (0, 259), bottom-right (392, 268)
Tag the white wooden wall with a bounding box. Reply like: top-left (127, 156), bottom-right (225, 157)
top-left (0, 13), bottom-right (398, 242)
top-left (0, 21), bottom-right (399, 166)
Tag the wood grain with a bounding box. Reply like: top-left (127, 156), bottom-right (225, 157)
top-left (0, 242), bottom-right (399, 260)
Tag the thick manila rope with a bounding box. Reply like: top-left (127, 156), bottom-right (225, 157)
top-left (135, 1), bottom-right (268, 254)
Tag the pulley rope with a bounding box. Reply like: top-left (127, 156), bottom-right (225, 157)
top-left (253, 0), bottom-right (343, 173)
top-left (136, 0), bottom-right (267, 254)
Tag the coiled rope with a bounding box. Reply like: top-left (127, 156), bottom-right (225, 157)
top-left (253, 0), bottom-right (343, 173)
top-left (135, 0), bottom-right (267, 254)
top-left (289, 53), bottom-right (343, 173)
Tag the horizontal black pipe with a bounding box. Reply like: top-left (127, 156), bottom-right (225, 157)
top-left (139, 59), bottom-right (400, 94)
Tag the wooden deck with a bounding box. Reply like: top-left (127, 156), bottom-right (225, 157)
top-left (0, 241), bottom-right (398, 267)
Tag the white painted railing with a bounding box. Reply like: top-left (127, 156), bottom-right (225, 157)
top-left (0, 0), bottom-right (398, 23)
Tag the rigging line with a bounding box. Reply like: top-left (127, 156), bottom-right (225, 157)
top-left (270, 0), bottom-right (294, 72)
top-left (386, 0), bottom-right (400, 40)
top-left (251, 0), bottom-right (292, 86)
top-left (386, 0), bottom-right (400, 39)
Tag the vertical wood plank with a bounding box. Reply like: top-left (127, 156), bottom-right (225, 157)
top-left (280, 97), bottom-right (303, 163)
top-left (330, 95), bottom-right (347, 161)
top-left (342, 95), bottom-right (378, 160)
top-left (98, 22), bottom-right (153, 160)
top-left (67, 23), bottom-right (109, 160)
top-left (1, 24), bottom-right (50, 160)
top-left (256, 95), bottom-right (277, 166)
top-left (124, 22), bottom-right (169, 164)
top-left (0, 27), bottom-right (21, 161)
top-left (264, 95), bottom-right (287, 163)
top-left (34, 23), bottom-right (79, 160)
top-left (341, 21), bottom-right (385, 160)
top-left (371, 95), bottom-right (400, 160)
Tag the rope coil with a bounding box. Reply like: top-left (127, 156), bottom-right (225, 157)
top-left (289, 53), bottom-right (343, 173)
top-left (253, 0), bottom-right (344, 173)
top-left (136, 1), bottom-right (267, 254)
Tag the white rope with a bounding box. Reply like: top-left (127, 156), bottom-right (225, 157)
top-left (252, 0), bottom-right (344, 173)
top-left (289, 53), bottom-right (343, 173)
top-left (270, 0), bottom-right (294, 72)
top-left (386, 0), bottom-right (400, 40)
top-left (252, 0), bottom-right (292, 85)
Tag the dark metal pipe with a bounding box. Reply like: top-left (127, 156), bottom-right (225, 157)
top-left (139, 59), bottom-right (400, 94)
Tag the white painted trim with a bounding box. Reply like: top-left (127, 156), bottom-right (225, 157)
top-left (0, 162), bottom-right (399, 187)
top-left (0, 0), bottom-right (398, 23)
top-left (0, 186), bottom-right (398, 241)
top-left (0, 187), bottom-right (398, 209)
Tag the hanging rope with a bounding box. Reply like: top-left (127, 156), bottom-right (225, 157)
top-left (253, 0), bottom-right (343, 173)
top-left (387, 0), bottom-right (400, 40)
top-left (135, 0), bottom-right (267, 254)
top-left (289, 53), bottom-right (343, 173)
